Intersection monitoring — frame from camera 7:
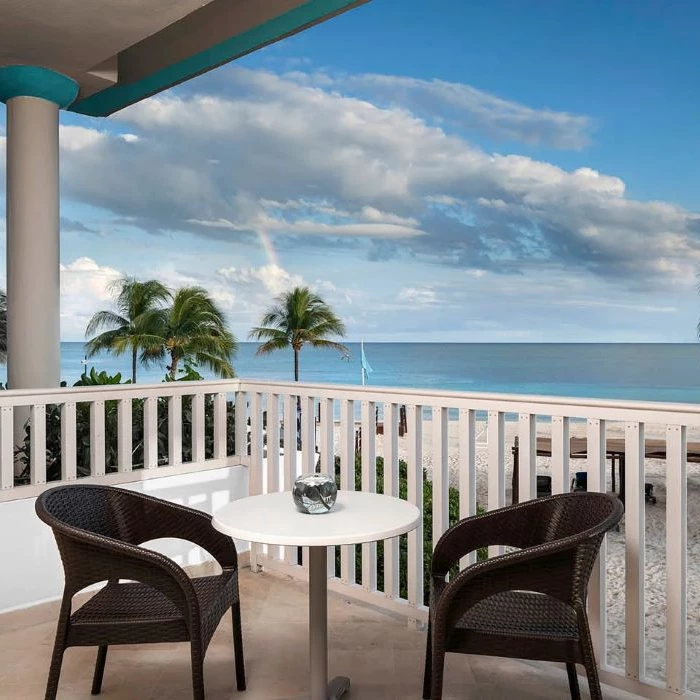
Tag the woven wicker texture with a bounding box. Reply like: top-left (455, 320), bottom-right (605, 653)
top-left (423, 492), bottom-right (624, 700)
top-left (36, 484), bottom-right (246, 700)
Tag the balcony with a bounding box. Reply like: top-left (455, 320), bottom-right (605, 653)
top-left (0, 378), bottom-right (698, 699)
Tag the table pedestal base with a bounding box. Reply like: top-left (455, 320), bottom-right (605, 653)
top-left (310, 547), bottom-right (352, 700)
top-left (327, 675), bottom-right (350, 698)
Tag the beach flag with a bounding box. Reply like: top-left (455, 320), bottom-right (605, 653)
top-left (361, 341), bottom-right (373, 385)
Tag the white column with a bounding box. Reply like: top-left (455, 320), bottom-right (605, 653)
top-left (6, 95), bottom-right (61, 389)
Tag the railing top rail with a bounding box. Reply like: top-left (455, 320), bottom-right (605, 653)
top-left (0, 378), bottom-right (242, 406)
top-left (237, 378), bottom-right (700, 424)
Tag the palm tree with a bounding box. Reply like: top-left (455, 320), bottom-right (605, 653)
top-left (249, 286), bottom-right (348, 381)
top-left (0, 290), bottom-right (7, 365)
top-left (85, 277), bottom-right (171, 383)
top-left (144, 286), bottom-right (237, 380)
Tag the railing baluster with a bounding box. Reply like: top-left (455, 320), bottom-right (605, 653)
top-left (517, 413), bottom-right (536, 503)
top-left (551, 415), bottom-right (570, 494)
top-left (284, 394), bottom-right (299, 566)
top-left (143, 396), bottom-right (158, 469)
top-left (88, 401), bottom-right (104, 478)
top-left (168, 395), bottom-right (182, 466)
top-left (300, 395), bottom-right (315, 475)
top-left (319, 398), bottom-right (334, 474)
top-left (0, 407), bottom-right (13, 489)
top-left (384, 402), bottom-right (400, 599)
top-left (665, 424), bottom-right (687, 694)
top-left (487, 411), bottom-right (505, 557)
top-left (28, 405), bottom-right (47, 485)
top-left (625, 420), bottom-right (645, 680)
top-left (61, 402), bottom-right (77, 480)
top-left (249, 392), bottom-right (264, 573)
top-left (587, 418), bottom-right (607, 666)
top-left (234, 391), bottom-right (247, 460)
top-left (249, 392), bottom-right (264, 495)
top-left (339, 399), bottom-right (355, 584)
top-left (318, 397), bottom-right (335, 577)
top-left (266, 394), bottom-right (280, 493)
top-left (213, 392), bottom-right (227, 460)
top-left (265, 394), bottom-right (281, 562)
top-left (432, 406), bottom-right (449, 551)
top-left (360, 400), bottom-right (377, 592)
top-left (192, 393), bottom-right (205, 463)
top-left (458, 408), bottom-right (476, 569)
top-left (116, 399), bottom-right (131, 472)
top-left (407, 404), bottom-right (424, 608)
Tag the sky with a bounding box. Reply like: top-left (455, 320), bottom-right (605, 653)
top-left (2, 0), bottom-right (700, 343)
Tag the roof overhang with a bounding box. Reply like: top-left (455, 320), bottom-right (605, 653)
top-left (0, 0), bottom-right (367, 117)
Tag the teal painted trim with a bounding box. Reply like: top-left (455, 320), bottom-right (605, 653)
top-left (70, 0), bottom-right (361, 117)
top-left (0, 65), bottom-right (79, 108)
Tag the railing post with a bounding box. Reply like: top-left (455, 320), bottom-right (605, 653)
top-left (383, 402), bottom-right (400, 599)
top-left (116, 399), bottom-right (132, 473)
top-left (665, 424), bottom-right (687, 694)
top-left (458, 408), bottom-right (476, 569)
top-left (0, 407), bottom-right (13, 489)
top-left (487, 411), bottom-right (505, 557)
top-left (89, 401), bottom-right (104, 478)
top-left (406, 404), bottom-right (424, 610)
top-left (61, 402), bottom-right (77, 480)
top-left (360, 400), bottom-right (377, 592)
top-left (625, 420), bottom-right (645, 681)
top-left (339, 399), bottom-right (355, 584)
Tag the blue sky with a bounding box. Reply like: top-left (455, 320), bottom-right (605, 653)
top-left (2, 0), bottom-right (700, 342)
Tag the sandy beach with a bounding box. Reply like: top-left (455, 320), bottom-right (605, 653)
top-left (335, 418), bottom-right (700, 690)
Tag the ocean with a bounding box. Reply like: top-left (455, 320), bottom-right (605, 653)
top-left (2, 342), bottom-right (700, 404)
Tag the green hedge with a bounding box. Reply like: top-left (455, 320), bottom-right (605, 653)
top-left (334, 453), bottom-right (485, 604)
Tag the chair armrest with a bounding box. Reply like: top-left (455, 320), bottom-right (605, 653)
top-left (128, 494), bottom-right (238, 570)
top-left (57, 526), bottom-right (200, 620)
top-left (431, 504), bottom-right (540, 577)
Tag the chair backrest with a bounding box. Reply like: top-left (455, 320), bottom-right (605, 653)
top-left (36, 484), bottom-right (141, 543)
top-left (526, 492), bottom-right (623, 602)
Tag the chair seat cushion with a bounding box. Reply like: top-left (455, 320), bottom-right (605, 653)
top-left (456, 591), bottom-right (579, 641)
top-left (69, 573), bottom-right (236, 646)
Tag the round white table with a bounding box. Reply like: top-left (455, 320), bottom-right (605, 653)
top-left (212, 490), bottom-right (421, 700)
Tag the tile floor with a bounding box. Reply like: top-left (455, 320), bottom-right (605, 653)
top-left (0, 567), bottom-right (641, 699)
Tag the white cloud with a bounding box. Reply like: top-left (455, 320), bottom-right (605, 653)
top-left (60, 257), bottom-right (123, 339)
top-left (397, 286), bottom-right (438, 306)
top-left (17, 64), bottom-right (693, 300)
top-left (218, 263), bottom-right (304, 296)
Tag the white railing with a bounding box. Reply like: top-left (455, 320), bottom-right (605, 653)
top-left (0, 379), bottom-right (246, 500)
top-left (0, 377), bottom-right (698, 699)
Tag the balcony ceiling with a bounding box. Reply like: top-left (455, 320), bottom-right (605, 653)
top-left (0, 0), bottom-right (366, 116)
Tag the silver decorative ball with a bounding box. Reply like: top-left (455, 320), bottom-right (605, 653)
top-left (293, 473), bottom-right (338, 514)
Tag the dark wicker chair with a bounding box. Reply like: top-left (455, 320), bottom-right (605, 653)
top-left (423, 491), bottom-right (623, 700)
top-left (36, 484), bottom-right (246, 700)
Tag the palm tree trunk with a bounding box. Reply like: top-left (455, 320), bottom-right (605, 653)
top-left (169, 353), bottom-right (179, 380)
top-left (294, 348), bottom-right (299, 382)
top-left (131, 348), bottom-right (137, 384)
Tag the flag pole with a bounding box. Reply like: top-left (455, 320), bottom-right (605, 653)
top-left (361, 339), bottom-right (366, 386)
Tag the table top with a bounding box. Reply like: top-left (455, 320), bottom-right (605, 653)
top-left (212, 490), bottom-right (421, 547)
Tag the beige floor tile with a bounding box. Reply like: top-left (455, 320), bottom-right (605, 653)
top-left (0, 567), bottom-right (642, 700)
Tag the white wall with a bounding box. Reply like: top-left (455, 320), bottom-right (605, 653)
top-left (0, 465), bottom-right (249, 613)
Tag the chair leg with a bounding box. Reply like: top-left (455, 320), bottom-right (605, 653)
top-left (91, 646), bottom-right (108, 695)
top-left (429, 641), bottom-right (446, 700)
top-left (191, 643), bottom-right (205, 700)
top-left (422, 621), bottom-right (432, 700)
top-left (232, 602), bottom-right (246, 691)
top-left (577, 610), bottom-right (603, 700)
top-left (566, 663), bottom-right (581, 700)
top-left (44, 594), bottom-right (71, 700)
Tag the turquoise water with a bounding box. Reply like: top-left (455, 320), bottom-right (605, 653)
top-left (2, 343), bottom-right (700, 404)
